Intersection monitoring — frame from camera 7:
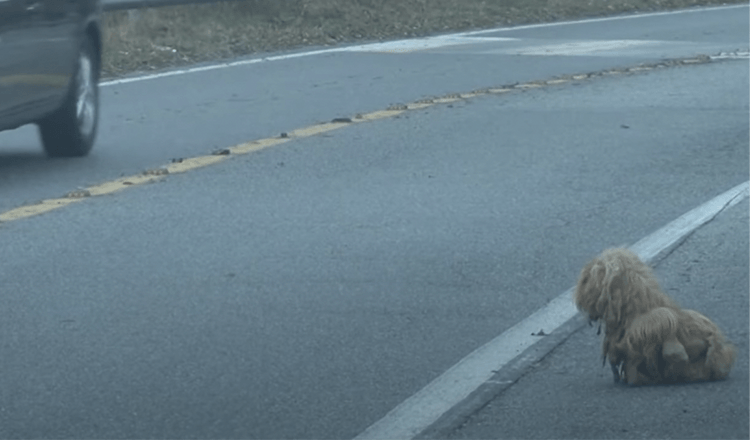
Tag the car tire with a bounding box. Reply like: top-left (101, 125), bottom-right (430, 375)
top-left (38, 36), bottom-right (99, 157)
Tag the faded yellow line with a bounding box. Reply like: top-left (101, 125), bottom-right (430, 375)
top-left (357, 109), bottom-right (407, 121)
top-left (433, 97), bottom-right (461, 104)
top-left (167, 155), bottom-right (229, 174)
top-left (288, 121), bottom-right (353, 138)
top-left (87, 174), bottom-right (163, 196)
top-left (231, 137), bottom-right (291, 154)
top-left (405, 103), bottom-right (433, 110)
top-left (515, 82), bottom-right (545, 89)
top-left (0, 198), bottom-right (82, 222)
top-left (487, 87), bottom-right (513, 94)
top-left (0, 54), bottom-right (713, 226)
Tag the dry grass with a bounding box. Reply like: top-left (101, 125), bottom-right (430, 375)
top-left (102, 0), bottom-right (744, 77)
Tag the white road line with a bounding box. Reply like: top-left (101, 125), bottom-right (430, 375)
top-left (101, 48), bottom-right (350, 86)
top-left (630, 182), bottom-right (749, 262)
top-left (711, 50), bottom-right (750, 60)
top-left (337, 36), bottom-right (518, 54)
top-left (354, 181), bottom-right (749, 440)
top-left (509, 39), bottom-right (664, 56)
top-left (101, 4), bottom-right (748, 87)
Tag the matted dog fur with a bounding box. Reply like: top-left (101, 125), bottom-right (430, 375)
top-left (574, 248), bottom-right (736, 385)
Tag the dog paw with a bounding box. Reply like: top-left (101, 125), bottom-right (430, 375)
top-left (661, 340), bottom-right (691, 382)
top-left (610, 362), bottom-right (626, 383)
top-left (663, 340), bottom-right (689, 363)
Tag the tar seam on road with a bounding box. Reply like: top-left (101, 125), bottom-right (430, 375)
top-left (0, 54), bottom-right (739, 225)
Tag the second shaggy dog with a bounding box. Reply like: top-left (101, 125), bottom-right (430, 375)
top-left (574, 248), bottom-right (736, 386)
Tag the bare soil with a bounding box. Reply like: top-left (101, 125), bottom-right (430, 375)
top-left (102, 0), bottom-right (744, 78)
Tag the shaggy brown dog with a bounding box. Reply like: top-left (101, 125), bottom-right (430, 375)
top-left (574, 248), bottom-right (736, 385)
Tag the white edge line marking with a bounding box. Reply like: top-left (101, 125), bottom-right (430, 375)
top-left (101, 48), bottom-right (350, 86)
top-left (337, 36), bottom-right (519, 54)
top-left (630, 181), bottom-right (749, 262)
top-left (101, 4), bottom-right (748, 87)
top-left (710, 50), bottom-right (750, 60)
top-left (354, 180), bottom-right (749, 440)
top-left (508, 39), bottom-right (665, 56)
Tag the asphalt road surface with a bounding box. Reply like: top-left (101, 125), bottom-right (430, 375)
top-left (0, 5), bottom-right (748, 439)
top-left (444, 198), bottom-right (749, 440)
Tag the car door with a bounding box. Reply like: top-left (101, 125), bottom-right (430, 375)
top-left (0, 0), bottom-right (36, 128)
top-left (0, 0), bottom-right (77, 128)
top-left (30, 0), bottom-right (79, 104)
top-left (0, 0), bottom-right (10, 122)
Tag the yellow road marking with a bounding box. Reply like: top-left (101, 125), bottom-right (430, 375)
top-left (288, 121), bottom-right (353, 138)
top-left (405, 103), bottom-right (433, 110)
top-left (87, 175), bottom-right (163, 196)
top-left (515, 81), bottom-right (546, 89)
top-left (487, 87), bottom-right (513, 94)
top-left (357, 109), bottom-right (407, 121)
top-left (0, 54), bottom-right (713, 226)
top-left (0, 198), bottom-right (81, 222)
top-left (167, 155), bottom-right (229, 174)
top-left (230, 137), bottom-right (291, 154)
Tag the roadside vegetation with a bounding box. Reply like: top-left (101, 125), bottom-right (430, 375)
top-left (102, 0), bottom-right (744, 78)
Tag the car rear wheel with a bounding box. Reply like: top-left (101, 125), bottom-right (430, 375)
top-left (38, 36), bottom-right (99, 157)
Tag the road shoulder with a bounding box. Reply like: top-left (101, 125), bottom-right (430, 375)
top-left (444, 199), bottom-right (749, 440)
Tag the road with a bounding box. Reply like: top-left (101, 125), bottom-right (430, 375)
top-left (0, 5), bottom-right (747, 439)
top-left (1, 5), bottom-right (748, 213)
top-left (443, 197), bottom-right (749, 440)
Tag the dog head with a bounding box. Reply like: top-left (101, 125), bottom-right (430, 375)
top-left (575, 248), bottom-right (624, 324)
top-left (574, 248), bottom-right (660, 331)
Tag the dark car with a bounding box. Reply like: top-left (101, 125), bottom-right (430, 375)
top-left (0, 0), bottom-right (102, 157)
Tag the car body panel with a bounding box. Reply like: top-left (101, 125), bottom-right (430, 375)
top-left (0, 0), bottom-right (100, 132)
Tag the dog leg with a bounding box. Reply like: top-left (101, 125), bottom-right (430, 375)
top-left (610, 362), bottom-right (622, 383)
top-left (683, 338), bottom-right (708, 362)
top-left (624, 360), bottom-right (648, 386)
top-left (662, 338), bottom-right (689, 382)
top-left (703, 338), bottom-right (736, 380)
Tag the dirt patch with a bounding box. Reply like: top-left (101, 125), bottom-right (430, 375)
top-left (102, 0), bottom-right (744, 78)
